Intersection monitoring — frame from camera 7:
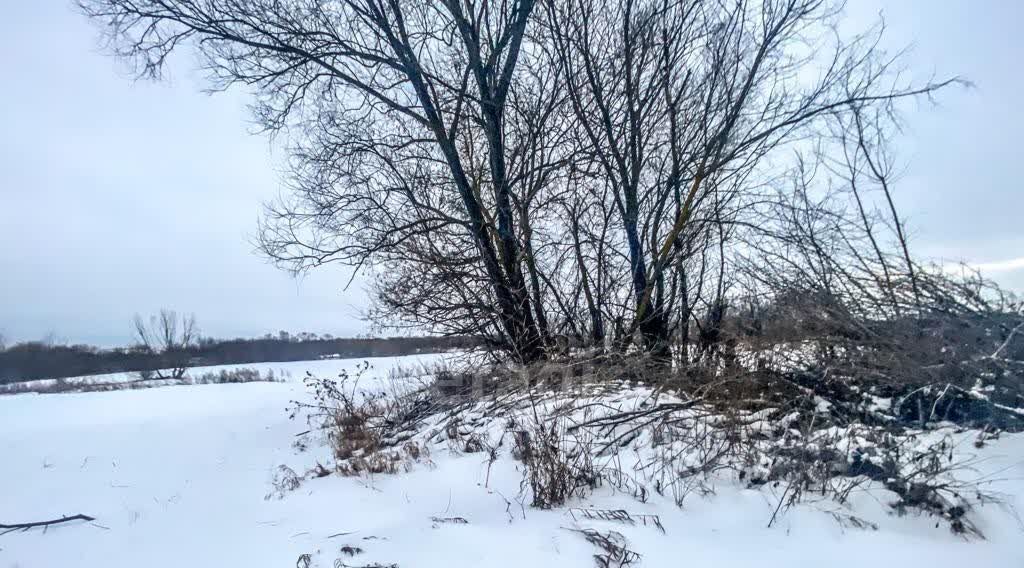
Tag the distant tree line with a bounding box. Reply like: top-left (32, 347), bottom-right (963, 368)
top-left (0, 334), bottom-right (478, 384)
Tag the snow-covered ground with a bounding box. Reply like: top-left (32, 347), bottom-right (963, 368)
top-left (2, 354), bottom-right (1023, 567)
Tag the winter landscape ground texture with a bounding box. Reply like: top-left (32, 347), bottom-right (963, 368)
top-left (2, 354), bottom-right (1023, 568)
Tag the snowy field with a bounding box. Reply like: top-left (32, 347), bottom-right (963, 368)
top-left (2, 354), bottom-right (1024, 567)
top-left (1, 354), bottom-right (452, 393)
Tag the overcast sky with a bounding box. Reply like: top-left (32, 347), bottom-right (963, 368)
top-left (1, 1), bottom-right (1022, 346)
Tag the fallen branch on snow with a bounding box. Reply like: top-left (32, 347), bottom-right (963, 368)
top-left (1, 514), bottom-right (97, 535)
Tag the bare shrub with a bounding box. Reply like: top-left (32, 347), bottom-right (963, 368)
top-left (293, 364), bottom-right (437, 477)
top-left (558, 365), bottom-right (1006, 536)
top-left (329, 395), bottom-right (380, 463)
top-left (336, 442), bottom-right (428, 477)
top-left (279, 348), bottom-right (1012, 536)
top-left (512, 413), bottom-right (599, 509)
top-left (462, 351), bottom-right (1003, 535)
top-left (265, 465), bottom-right (302, 500)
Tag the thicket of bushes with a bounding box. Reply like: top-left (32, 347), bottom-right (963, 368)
top-left (286, 356), bottom-right (1017, 539)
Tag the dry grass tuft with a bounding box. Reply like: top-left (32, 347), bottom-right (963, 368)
top-left (565, 527), bottom-right (640, 568)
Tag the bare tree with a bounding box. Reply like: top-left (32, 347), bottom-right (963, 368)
top-left (80, 0), bottom-right (554, 362)
top-left (79, 0), bottom-right (958, 364)
top-left (541, 0), bottom-right (957, 357)
top-left (132, 310), bottom-right (197, 380)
